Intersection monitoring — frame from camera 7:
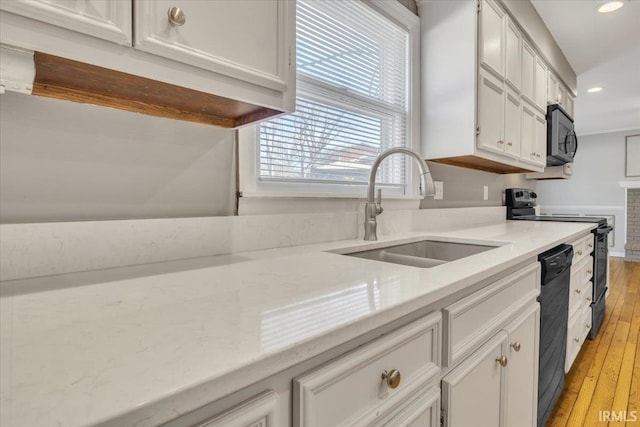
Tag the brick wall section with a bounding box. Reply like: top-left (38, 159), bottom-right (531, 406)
top-left (626, 189), bottom-right (640, 262)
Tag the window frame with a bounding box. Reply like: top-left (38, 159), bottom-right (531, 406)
top-left (239, 0), bottom-right (421, 199)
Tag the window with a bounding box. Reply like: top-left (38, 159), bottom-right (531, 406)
top-left (251, 0), bottom-right (419, 196)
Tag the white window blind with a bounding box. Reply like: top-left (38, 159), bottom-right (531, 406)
top-left (258, 0), bottom-right (411, 191)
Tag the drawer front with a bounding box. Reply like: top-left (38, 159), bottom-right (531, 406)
top-left (294, 312), bottom-right (441, 427)
top-left (566, 306), bottom-right (586, 373)
top-left (569, 236), bottom-right (585, 264)
top-left (582, 234), bottom-right (595, 255)
top-left (581, 281), bottom-right (593, 310)
top-left (581, 306), bottom-right (593, 343)
top-left (442, 262), bottom-right (540, 367)
top-left (569, 257), bottom-right (592, 318)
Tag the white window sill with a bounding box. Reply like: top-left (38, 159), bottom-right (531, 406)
top-left (239, 191), bottom-right (422, 200)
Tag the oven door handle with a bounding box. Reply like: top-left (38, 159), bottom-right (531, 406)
top-left (596, 225), bottom-right (613, 235)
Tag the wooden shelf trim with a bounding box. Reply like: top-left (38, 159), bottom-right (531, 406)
top-left (431, 155), bottom-right (537, 174)
top-left (31, 51), bottom-right (283, 128)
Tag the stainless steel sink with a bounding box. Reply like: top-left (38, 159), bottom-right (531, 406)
top-left (342, 239), bottom-right (501, 268)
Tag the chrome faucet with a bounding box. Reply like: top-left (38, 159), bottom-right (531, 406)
top-left (364, 147), bottom-right (436, 241)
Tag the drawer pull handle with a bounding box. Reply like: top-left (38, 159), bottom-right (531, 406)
top-left (574, 337), bottom-right (580, 343)
top-left (381, 369), bottom-right (401, 389)
top-left (577, 250), bottom-right (583, 256)
top-left (496, 356), bottom-right (508, 367)
top-left (510, 342), bottom-right (521, 352)
top-left (575, 288), bottom-right (581, 294)
top-left (168, 7), bottom-right (186, 27)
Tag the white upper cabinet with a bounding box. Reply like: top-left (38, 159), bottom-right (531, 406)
top-left (477, 69), bottom-right (506, 155)
top-left (521, 40), bottom-right (535, 104)
top-left (0, 0), bottom-right (132, 45)
top-left (134, 0), bottom-right (292, 93)
top-left (479, 0), bottom-right (505, 77)
top-left (548, 71), bottom-right (560, 105)
top-left (505, 18), bottom-right (521, 91)
top-left (534, 56), bottom-right (548, 112)
top-left (504, 88), bottom-right (521, 158)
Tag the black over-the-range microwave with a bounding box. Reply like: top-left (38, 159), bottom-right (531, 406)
top-left (546, 103), bottom-right (578, 166)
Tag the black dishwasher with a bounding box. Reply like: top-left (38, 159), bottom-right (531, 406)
top-left (537, 244), bottom-right (573, 427)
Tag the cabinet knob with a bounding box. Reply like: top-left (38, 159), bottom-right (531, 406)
top-left (381, 369), bottom-right (401, 389)
top-left (510, 342), bottom-right (521, 352)
top-left (168, 6), bottom-right (186, 27)
top-left (498, 140), bottom-right (504, 145)
top-left (577, 249), bottom-right (583, 255)
top-left (495, 356), bottom-right (508, 367)
top-left (588, 243), bottom-right (593, 248)
top-left (536, 153), bottom-right (541, 158)
top-left (574, 337), bottom-right (580, 343)
top-left (507, 141), bottom-right (513, 146)
top-left (587, 269), bottom-right (592, 275)
top-left (575, 288), bottom-right (581, 294)
top-left (586, 297), bottom-right (592, 302)
top-left (586, 324), bottom-right (591, 329)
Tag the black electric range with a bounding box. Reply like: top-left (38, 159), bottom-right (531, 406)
top-left (505, 188), bottom-right (613, 340)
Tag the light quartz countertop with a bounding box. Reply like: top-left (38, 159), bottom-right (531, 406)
top-left (0, 220), bottom-right (596, 427)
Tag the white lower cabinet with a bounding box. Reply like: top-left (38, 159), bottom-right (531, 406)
top-left (293, 312), bottom-right (441, 427)
top-left (443, 305), bottom-right (539, 427)
top-left (442, 331), bottom-right (506, 427)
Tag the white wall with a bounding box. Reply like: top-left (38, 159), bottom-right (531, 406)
top-left (420, 162), bottom-right (534, 208)
top-left (0, 92), bottom-right (236, 222)
top-left (535, 129), bottom-right (639, 256)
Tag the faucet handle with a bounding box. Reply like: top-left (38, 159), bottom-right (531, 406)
top-left (376, 188), bottom-right (384, 214)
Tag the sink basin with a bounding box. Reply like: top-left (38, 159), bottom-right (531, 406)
top-left (342, 239), bottom-right (501, 268)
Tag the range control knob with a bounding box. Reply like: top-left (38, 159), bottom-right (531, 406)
top-left (531, 192), bottom-right (538, 199)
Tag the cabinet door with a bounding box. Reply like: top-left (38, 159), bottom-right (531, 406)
top-left (504, 305), bottom-right (540, 427)
top-left (521, 41), bottom-right (535, 104)
top-left (505, 18), bottom-right (521, 91)
top-left (565, 94), bottom-right (575, 118)
top-left (478, 70), bottom-right (505, 154)
top-left (548, 72), bottom-right (560, 105)
top-left (534, 56), bottom-right (548, 112)
top-left (520, 101), bottom-right (536, 165)
top-left (134, 0), bottom-right (293, 92)
top-left (533, 112), bottom-right (547, 166)
top-left (0, 0), bottom-right (131, 45)
top-left (479, 0), bottom-right (505, 77)
top-left (504, 88), bottom-right (521, 158)
top-left (442, 332), bottom-right (507, 427)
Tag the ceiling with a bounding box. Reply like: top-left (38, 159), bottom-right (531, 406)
top-left (531, 0), bottom-right (640, 135)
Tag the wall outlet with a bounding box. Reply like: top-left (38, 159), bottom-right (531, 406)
top-left (434, 181), bottom-right (444, 200)
top-left (483, 186), bottom-right (489, 201)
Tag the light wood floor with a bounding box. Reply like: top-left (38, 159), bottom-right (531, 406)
top-left (546, 257), bottom-right (640, 427)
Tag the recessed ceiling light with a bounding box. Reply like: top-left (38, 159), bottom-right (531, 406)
top-left (587, 87), bottom-right (603, 93)
top-left (598, 1), bottom-right (624, 13)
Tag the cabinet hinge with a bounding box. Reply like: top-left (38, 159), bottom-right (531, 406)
top-left (441, 409), bottom-right (447, 427)
top-left (288, 48), bottom-right (292, 67)
top-left (476, 126), bottom-right (481, 136)
top-left (477, 1), bottom-right (482, 13)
